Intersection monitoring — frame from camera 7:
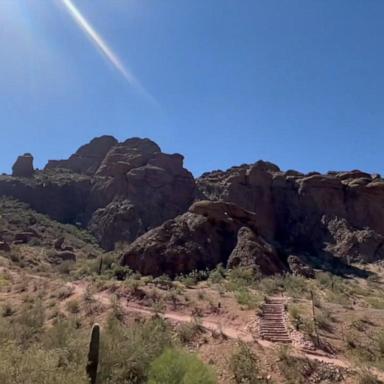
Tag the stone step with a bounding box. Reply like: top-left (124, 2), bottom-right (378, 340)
top-left (262, 312), bottom-right (284, 315)
top-left (260, 324), bottom-right (286, 327)
top-left (259, 296), bottom-right (291, 344)
top-left (262, 334), bottom-right (290, 339)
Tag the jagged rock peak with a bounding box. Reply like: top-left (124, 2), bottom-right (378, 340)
top-left (12, 153), bottom-right (34, 178)
top-left (45, 135), bottom-right (118, 175)
top-left (96, 137), bottom-right (161, 177)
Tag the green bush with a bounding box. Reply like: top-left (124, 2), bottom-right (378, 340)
top-left (234, 288), bottom-right (262, 310)
top-left (177, 319), bottom-right (204, 344)
top-left (230, 342), bottom-right (266, 383)
top-left (208, 264), bottom-right (226, 284)
top-left (99, 317), bottom-right (172, 384)
top-left (148, 348), bottom-right (216, 384)
top-left (358, 369), bottom-right (381, 384)
top-left (0, 343), bottom-right (88, 384)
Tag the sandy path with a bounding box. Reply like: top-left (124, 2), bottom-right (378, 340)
top-left (3, 270), bottom-right (382, 378)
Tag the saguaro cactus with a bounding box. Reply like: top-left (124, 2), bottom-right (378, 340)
top-left (86, 323), bottom-right (100, 384)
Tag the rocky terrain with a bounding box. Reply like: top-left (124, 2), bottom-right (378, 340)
top-left (1, 135), bottom-right (384, 277)
top-left (1, 136), bottom-right (384, 383)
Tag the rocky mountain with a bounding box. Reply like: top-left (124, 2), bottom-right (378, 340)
top-left (0, 136), bottom-right (195, 251)
top-left (1, 136), bottom-right (384, 276)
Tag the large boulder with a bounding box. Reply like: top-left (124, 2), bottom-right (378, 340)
top-left (227, 227), bottom-right (285, 275)
top-left (12, 153), bottom-right (34, 178)
top-left (120, 201), bottom-right (272, 276)
top-left (45, 135), bottom-right (118, 175)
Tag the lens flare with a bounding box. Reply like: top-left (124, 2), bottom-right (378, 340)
top-left (61, 0), bottom-right (158, 106)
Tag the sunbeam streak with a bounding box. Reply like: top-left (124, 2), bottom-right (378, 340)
top-left (60, 0), bottom-right (158, 106)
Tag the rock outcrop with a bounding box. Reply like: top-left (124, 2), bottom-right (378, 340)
top-left (45, 135), bottom-right (118, 175)
top-left (121, 201), bottom-right (268, 276)
top-left (287, 255), bottom-right (315, 278)
top-left (1, 136), bottom-right (195, 251)
top-left (12, 153), bottom-right (34, 178)
top-left (227, 227), bottom-right (285, 275)
top-left (198, 164), bottom-right (384, 267)
top-left (95, 138), bottom-right (160, 177)
top-left (323, 216), bottom-right (384, 263)
top-left (2, 136), bottom-right (384, 276)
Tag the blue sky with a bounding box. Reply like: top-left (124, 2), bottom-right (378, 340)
top-left (1, 0), bottom-right (383, 176)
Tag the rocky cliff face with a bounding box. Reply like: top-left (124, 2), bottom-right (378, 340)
top-left (1, 136), bottom-right (384, 276)
top-left (0, 136), bottom-right (195, 251)
top-left (197, 164), bottom-right (384, 269)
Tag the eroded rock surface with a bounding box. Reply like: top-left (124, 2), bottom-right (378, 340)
top-left (45, 135), bottom-right (118, 175)
top-left (227, 227), bottom-right (285, 275)
top-left (2, 136), bottom-right (384, 275)
top-left (1, 136), bottom-right (195, 251)
top-left (12, 153), bottom-right (34, 178)
top-left (121, 201), bottom-right (265, 276)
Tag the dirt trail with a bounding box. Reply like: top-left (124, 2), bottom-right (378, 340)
top-left (91, 287), bottom-right (357, 371)
top-left (2, 270), bottom-right (382, 378)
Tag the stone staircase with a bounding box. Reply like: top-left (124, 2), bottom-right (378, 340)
top-left (260, 296), bottom-right (291, 344)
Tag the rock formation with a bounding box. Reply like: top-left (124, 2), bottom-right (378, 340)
top-left (45, 135), bottom-right (118, 175)
top-left (121, 200), bottom-right (270, 276)
top-left (12, 153), bottom-right (34, 178)
top-left (227, 227), bottom-right (285, 275)
top-left (1, 136), bottom-right (195, 251)
top-left (287, 255), bottom-right (315, 278)
top-left (198, 163), bottom-right (384, 268)
top-left (2, 135), bottom-right (384, 276)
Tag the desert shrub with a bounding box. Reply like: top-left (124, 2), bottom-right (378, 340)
top-left (227, 267), bottom-right (261, 291)
top-left (288, 304), bottom-right (304, 331)
top-left (148, 348), bottom-right (216, 384)
top-left (259, 276), bottom-right (283, 295)
top-left (376, 331), bottom-right (384, 357)
top-left (109, 295), bottom-right (124, 322)
top-left (366, 297), bottom-right (384, 310)
top-left (111, 265), bottom-right (133, 281)
top-left (177, 319), bottom-right (204, 344)
top-left (1, 302), bottom-right (15, 317)
top-left (235, 288), bottom-right (262, 310)
top-left (282, 274), bottom-right (310, 298)
top-left (177, 270), bottom-right (209, 287)
top-left (208, 264), bottom-right (226, 284)
top-left (0, 342), bottom-right (88, 384)
top-left (316, 310), bottom-right (333, 333)
top-left (153, 274), bottom-right (173, 289)
top-left (15, 300), bottom-right (45, 346)
top-left (278, 346), bottom-right (318, 384)
top-left (229, 342), bottom-right (266, 383)
top-left (66, 299), bottom-right (80, 314)
top-left (351, 319), bottom-right (367, 332)
top-left (57, 260), bottom-right (75, 275)
top-left (99, 317), bottom-right (172, 384)
top-left (358, 369), bottom-right (381, 384)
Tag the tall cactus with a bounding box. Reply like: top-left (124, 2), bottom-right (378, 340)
top-left (97, 256), bottom-right (103, 275)
top-left (86, 323), bottom-right (100, 384)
